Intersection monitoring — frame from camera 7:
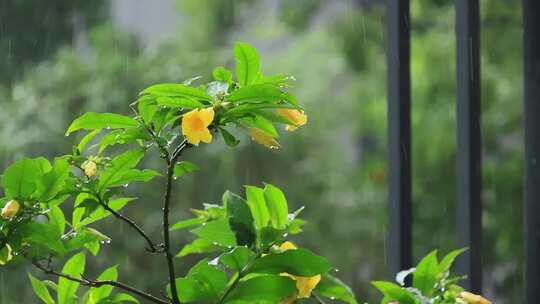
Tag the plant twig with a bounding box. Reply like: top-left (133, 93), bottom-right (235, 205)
top-left (32, 260), bottom-right (169, 304)
top-left (89, 191), bottom-right (159, 253)
top-left (161, 139), bottom-right (191, 304)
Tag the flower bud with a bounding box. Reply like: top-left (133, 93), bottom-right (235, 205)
top-left (82, 160), bottom-right (98, 178)
top-left (1, 200), bottom-right (20, 219)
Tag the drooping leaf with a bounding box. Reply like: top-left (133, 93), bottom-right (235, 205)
top-left (11, 222), bottom-right (65, 257)
top-left (104, 168), bottom-right (161, 188)
top-left (412, 250), bottom-right (439, 296)
top-left (28, 273), bottom-right (55, 304)
top-left (66, 112), bottom-right (139, 135)
top-left (173, 161), bottom-right (200, 178)
top-left (234, 42), bottom-right (261, 86)
top-left (224, 191), bottom-right (255, 247)
top-left (65, 227), bottom-right (110, 252)
top-left (249, 248), bottom-right (332, 276)
top-left (240, 115), bottom-right (278, 138)
top-left (77, 129), bottom-right (101, 153)
top-left (219, 128), bottom-right (240, 147)
top-left (0, 244), bottom-right (13, 265)
top-left (224, 275), bottom-right (296, 304)
top-left (244, 186), bottom-right (270, 230)
top-left (263, 184), bottom-right (289, 230)
top-left (315, 274), bottom-right (358, 304)
top-left (57, 252), bottom-right (86, 304)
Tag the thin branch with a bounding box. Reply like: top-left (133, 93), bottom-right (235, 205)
top-left (162, 138), bottom-right (192, 304)
top-left (89, 191), bottom-right (160, 253)
top-left (32, 260), bottom-right (169, 304)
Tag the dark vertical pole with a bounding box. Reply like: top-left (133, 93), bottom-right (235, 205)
top-left (387, 0), bottom-right (412, 277)
top-left (523, 1), bottom-right (540, 303)
top-left (455, 0), bottom-right (482, 293)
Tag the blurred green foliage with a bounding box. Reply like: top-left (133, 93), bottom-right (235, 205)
top-left (0, 0), bottom-right (523, 303)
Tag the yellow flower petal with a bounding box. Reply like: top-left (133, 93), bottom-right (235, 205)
top-left (248, 128), bottom-right (280, 149)
top-left (277, 109), bottom-right (308, 132)
top-left (182, 108), bottom-right (215, 145)
top-left (1, 200), bottom-right (20, 219)
top-left (280, 241), bottom-right (297, 251)
top-left (295, 275), bottom-right (321, 298)
top-left (459, 291), bottom-right (492, 304)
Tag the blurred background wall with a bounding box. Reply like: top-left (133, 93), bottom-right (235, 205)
top-left (0, 0), bottom-right (523, 302)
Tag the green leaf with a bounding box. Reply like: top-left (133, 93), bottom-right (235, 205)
top-left (28, 273), bottom-right (55, 304)
top-left (0, 244), bottom-right (13, 265)
top-left (65, 227), bottom-right (110, 252)
top-left (88, 265), bottom-right (118, 304)
top-left (141, 83), bottom-right (212, 102)
top-left (170, 217), bottom-right (206, 231)
top-left (412, 250), bottom-right (439, 296)
top-left (229, 84), bottom-right (288, 104)
top-left (98, 127), bottom-right (152, 154)
top-left (240, 115), bottom-right (278, 138)
top-left (137, 95), bottom-right (158, 124)
top-left (48, 205), bottom-right (66, 235)
top-left (2, 157), bottom-right (41, 199)
top-left (191, 219), bottom-right (237, 247)
top-left (57, 252), bottom-right (86, 304)
top-left (287, 218), bottom-right (306, 234)
top-left (315, 274), bottom-right (358, 304)
top-left (78, 129), bottom-right (101, 153)
top-left (12, 222), bottom-right (65, 257)
top-left (156, 96), bottom-right (204, 109)
top-left (224, 191), bottom-right (256, 247)
top-left (234, 42), bottom-right (261, 86)
top-left (244, 186), bottom-right (270, 230)
top-left (108, 293), bottom-right (139, 303)
top-left (224, 275), bottom-right (296, 304)
top-left (249, 248), bottom-right (332, 276)
top-left (219, 247), bottom-right (255, 271)
top-left (75, 197), bottom-right (136, 229)
top-left (176, 238), bottom-right (221, 257)
top-left (105, 169), bottom-right (161, 188)
top-left (222, 103), bottom-right (296, 119)
top-left (219, 128), bottom-right (240, 147)
top-left (173, 161), bottom-right (200, 178)
top-left (263, 184), bottom-right (289, 230)
top-left (213, 66), bottom-right (233, 83)
top-left (66, 112), bottom-right (139, 136)
top-left (35, 158), bottom-right (70, 201)
top-left (439, 248), bottom-right (467, 274)
top-left (98, 149), bottom-right (145, 190)
top-left (171, 259), bottom-right (227, 302)
top-left (371, 281), bottom-right (418, 304)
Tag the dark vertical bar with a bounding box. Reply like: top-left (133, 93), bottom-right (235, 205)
top-left (455, 0), bottom-right (482, 293)
top-left (523, 1), bottom-right (540, 302)
top-left (387, 0), bottom-right (412, 277)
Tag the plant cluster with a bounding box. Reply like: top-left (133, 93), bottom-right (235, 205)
top-left (372, 250), bottom-right (491, 304)
top-left (0, 42), bottom-right (354, 304)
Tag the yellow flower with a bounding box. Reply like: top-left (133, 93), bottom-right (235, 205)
top-left (1, 200), bottom-right (20, 219)
top-left (277, 109), bottom-right (308, 131)
top-left (182, 108), bottom-right (215, 145)
top-left (249, 128), bottom-right (280, 149)
top-left (459, 291), bottom-right (492, 304)
top-left (278, 241), bottom-right (321, 299)
top-left (82, 160), bottom-right (98, 178)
